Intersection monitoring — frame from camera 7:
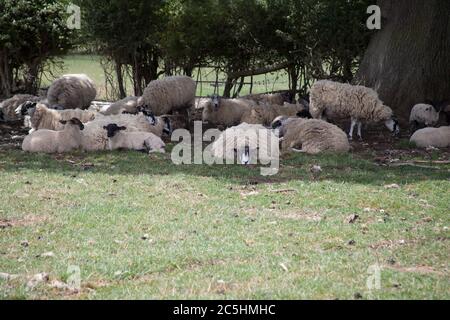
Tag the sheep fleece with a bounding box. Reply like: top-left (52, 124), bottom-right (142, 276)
top-left (47, 74), bottom-right (97, 110)
top-left (410, 126), bottom-right (450, 148)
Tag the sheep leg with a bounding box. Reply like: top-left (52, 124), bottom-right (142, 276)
top-left (357, 121), bottom-right (363, 141)
top-left (349, 119), bottom-right (357, 141)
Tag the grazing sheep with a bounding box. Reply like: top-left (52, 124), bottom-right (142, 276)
top-left (47, 74), bottom-right (97, 110)
top-left (241, 91), bottom-right (294, 105)
top-left (100, 96), bottom-right (139, 115)
top-left (272, 117), bottom-right (350, 154)
top-left (27, 103), bottom-right (96, 132)
top-left (410, 126), bottom-right (450, 148)
top-left (103, 124), bottom-right (166, 154)
top-left (139, 76), bottom-right (196, 116)
top-left (202, 96), bottom-right (257, 127)
top-left (81, 113), bottom-right (169, 151)
top-left (22, 118), bottom-right (84, 153)
top-left (309, 80), bottom-right (400, 140)
top-left (241, 102), bottom-right (308, 126)
top-left (409, 103), bottom-right (440, 132)
top-left (210, 122), bottom-right (279, 165)
top-left (0, 94), bottom-right (41, 122)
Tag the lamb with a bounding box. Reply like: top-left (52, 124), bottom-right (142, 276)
top-left (47, 74), bottom-right (97, 110)
top-left (272, 117), bottom-right (350, 154)
top-left (241, 91), bottom-right (294, 105)
top-left (27, 103), bottom-right (96, 132)
top-left (0, 94), bottom-right (41, 122)
top-left (210, 122), bottom-right (279, 165)
top-left (409, 103), bottom-right (440, 132)
top-left (240, 102), bottom-right (308, 126)
top-left (103, 124), bottom-right (166, 154)
top-left (100, 96), bottom-right (139, 115)
top-left (309, 80), bottom-right (400, 140)
top-left (22, 118), bottom-right (84, 153)
top-left (202, 96), bottom-right (257, 127)
top-left (139, 76), bottom-right (196, 116)
top-left (81, 113), bottom-right (170, 151)
top-left (410, 126), bottom-right (450, 148)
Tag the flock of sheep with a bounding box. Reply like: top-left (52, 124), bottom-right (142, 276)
top-left (0, 73), bottom-right (449, 163)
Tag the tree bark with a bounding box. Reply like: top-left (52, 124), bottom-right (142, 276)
top-left (0, 49), bottom-right (12, 98)
top-left (356, 0), bottom-right (450, 122)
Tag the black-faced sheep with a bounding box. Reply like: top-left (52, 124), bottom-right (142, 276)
top-left (309, 80), bottom-right (400, 140)
top-left (0, 94), bottom-right (41, 122)
top-left (103, 124), bottom-right (166, 154)
top-left (47, 74), bottom-right (97, 110)
top-left (22, 118), bottom-right (84, 153)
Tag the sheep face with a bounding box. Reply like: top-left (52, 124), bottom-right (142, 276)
top-left (161, 116), bottom-right (172, 135)
top-left (60, 118), bottom-right (85, 130)
top-left (103, 123), bottom-right (126, 138)
top-left (15, 101), bottom-right (37, 116)
top-left (385, 118), bottom-right (400, 136)
top-left (210, 95), bottom-right (220, 110)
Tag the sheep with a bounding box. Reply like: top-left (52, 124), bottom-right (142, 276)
top-left (272, 117), bottom-right (350, 154)
top-left (100, 96), bottom-right (139, 116)
top-left (309, 80), bottom-right (400, 140)
top-left (202, 96), bottom-right (257, 127)
top-left (22, 118), bottom-right (84, 153)
top-left (409, 103), bottom-right (440, 132)
top-left (0, 94), bottom-right (41, 122)
top-left (47, 74), bottom-right (97, 110)
top-left (410, 126), bottom-right (450, 148)
top-left (241, 91), bottom-right (294, 105)
top-left (139, 76), bottom-right (196, 116)
top-left (81, 113), bottom-right (170, 151)
top-left (27, 103), bottom-right (96, 132)
top-left (210, 122), bottom-right (279, 165)
top-left (103, 124), bottom-right (166, 154)
top-left (240, 102), bottom-right (308, 126)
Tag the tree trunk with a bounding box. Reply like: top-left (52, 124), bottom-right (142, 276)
top-left (0, 49), bottom-right (12, 98)
top-left (356, 0), bottom-right (450, 122)
top-left (115, 62), bottom-right (126, 99)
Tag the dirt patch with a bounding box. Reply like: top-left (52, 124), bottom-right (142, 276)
top-left (0, 214), bottom-right (49, 229)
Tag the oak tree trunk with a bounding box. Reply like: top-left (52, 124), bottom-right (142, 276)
top-left (356, 0), bottom-right (450, 122)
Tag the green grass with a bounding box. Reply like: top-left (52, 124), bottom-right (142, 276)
top-left (43, 54), bottom-right (291, 100)
top-left (0, 146), bottom-right (449, 300)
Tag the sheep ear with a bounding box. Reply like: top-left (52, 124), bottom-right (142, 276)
top-left (60, 120), bottom-right (67, 125)
top-left (120, 126), bottom-right (127, 131)
top-left (103, 126), bottom-right (107, 130)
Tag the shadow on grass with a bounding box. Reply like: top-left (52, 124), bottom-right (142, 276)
top-left (1, 147), bottom-right (449, 186)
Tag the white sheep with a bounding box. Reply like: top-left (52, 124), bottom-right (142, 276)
top-left (103, 124), bottom-right (166, 154)
top-left (240, 102), bottom-right (308, 126)
top-left (202, 96), bottom-right (257, 127)
top-left (409, 103), bottom-right (440, 132)
top-left (309, 80), bottom-right (400, 140)
top-left (100, 96), bottom-right (139, 115)
top-left (410, 126), bottom-right (450, 148)
top-left (22, 118), bottom-right (84, 153)
top-left (210, 122), bottom-right (279, 165)
top-left (139, 76), bottom-right (196, 116)
top-left (240, 92), bottom-right (294, 105)
top-left (272, 117), bottom-right (350, 154)
top-left (27, 103), bottom-right (96, 132)
top-left (0, 94), bottom-right (41, 122)
top-left (47, 74), bottom-right (97, 110)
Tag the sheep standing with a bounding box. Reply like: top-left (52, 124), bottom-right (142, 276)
top-left (272, 117), bottom-right (350, 154)
top-left (409, 103), bottom-right (440, 132)
top-left (202, 96), bottom-right (257, 127)
top-left (47, 74), bottom-right (97, 110)
top-left (103, 124), bottom-right (166, 154)
top-left (410, 126), bottom-right (450, 148)
top-left (139, 76), bottom-right (196, 116)
top-left (100, 96), bottom-right (139, 115)
top-left (309, 80), bottom-right (400, 140)
top-left (28, 103), bottom-right (96, 132)
top-left (22, 118), bottom-right (84, 153)
top-left (0, 94), bottom-right (41, 122)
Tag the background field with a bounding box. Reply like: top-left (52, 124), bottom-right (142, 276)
top-left (0, 132), bottom-right (449, 299)
top-left (42, 55), bottom-right (291, 101)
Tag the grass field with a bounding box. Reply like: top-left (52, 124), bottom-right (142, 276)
top-left (43, 54), bottom-right (291, 100)
top-left (0, 137), bottom-right (449, 299)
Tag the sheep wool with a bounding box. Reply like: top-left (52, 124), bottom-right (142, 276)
top-left (202, 98), bottom-right (257, 127)
top-left (410, 126), bottom-right (450, 148)
top-left (108, 131), bottom-right (166, 154)
top-left (22, 119), bottom-right (84, 153)
top-left (241, 102), bottom-right (307, 126)
top-left (241, 92), bottom-right (293, 105)
top-left (409, 104), bottom-right (440, 130)
top-left (140, 76), bottom-right (196, 115)
top-left (279, 118), bottom-right (350, 154)
top-left (0, 94), bottom-right (40, 122)
top-left (47, 74), bottom-right (97, 110)
top-left (29, 103), bottom-right (96, 131)
top-left (100, 96), bottom-right (139, 115)
top-left (210, 122), bottom-right (279, 164)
